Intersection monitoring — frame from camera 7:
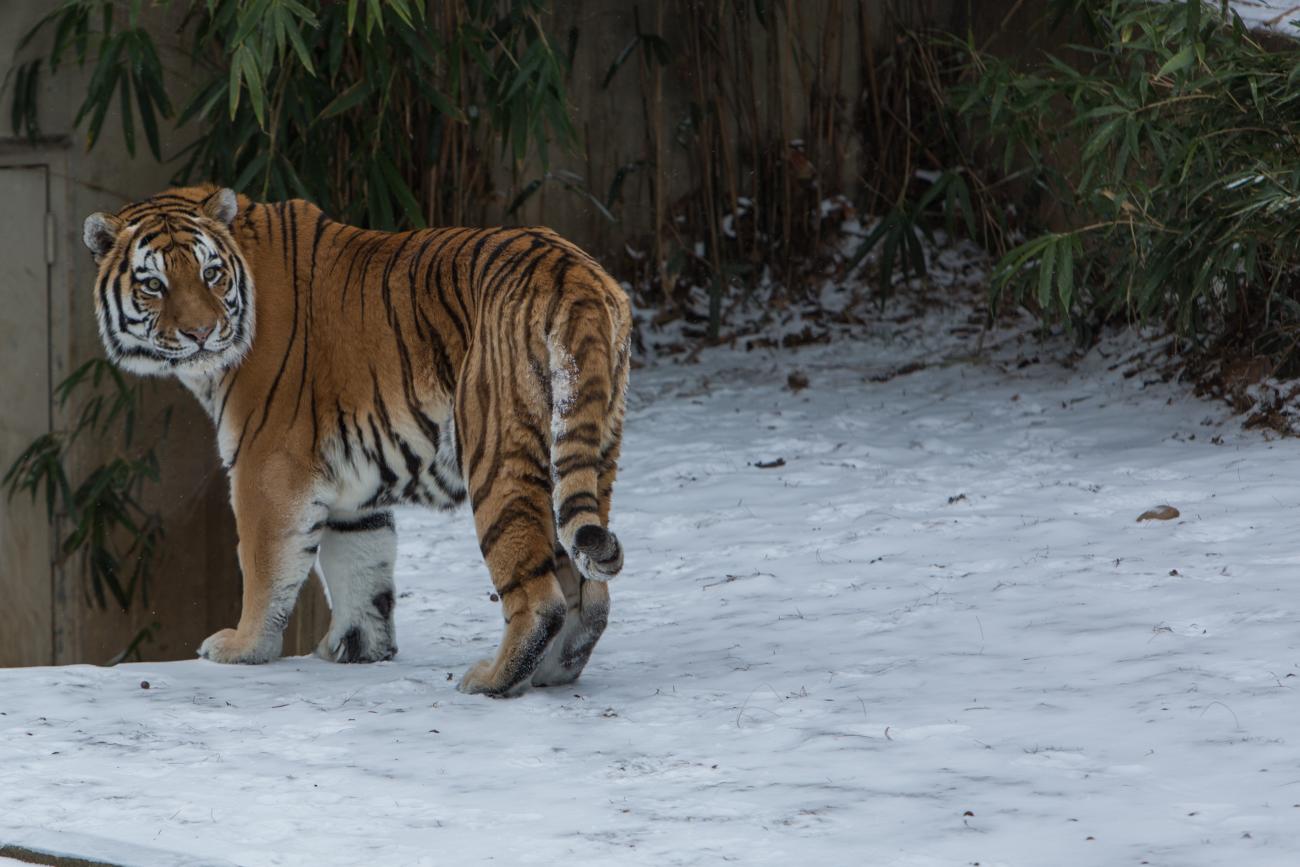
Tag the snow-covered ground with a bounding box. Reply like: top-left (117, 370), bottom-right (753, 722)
top-left (1229, 0), bottom-right (1300, 30)
top-left (3, 297), bottom-right (1300, 867)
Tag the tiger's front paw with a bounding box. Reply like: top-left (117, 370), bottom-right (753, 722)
top-left (457, 659), bottom-right (526, 698)
top-left (198, 628), bottom-right (279, 664)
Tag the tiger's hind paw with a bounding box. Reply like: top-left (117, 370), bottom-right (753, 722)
top-left (314, 626), bottom-right (396, 663)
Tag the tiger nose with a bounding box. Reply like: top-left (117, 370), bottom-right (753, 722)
top-left (182, 325), bottom-right (213, 344)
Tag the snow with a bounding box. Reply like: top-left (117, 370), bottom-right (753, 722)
top-left (1227, 0), bottom-right (1300, 31)
top-left (3, 298), bottom-right (1300, 866)
top-left (1152, 1), bottom-right (1300, 32)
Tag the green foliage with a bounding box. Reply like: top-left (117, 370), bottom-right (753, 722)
top-left (3, 359), bottom-right (166, 639)
top-left (12, 0), bottom-right (575, 229)
top-left (956, 0), bottom-right (1300, 361)
top-left (12, 1), bottom-right (172, 156)
top-left (849, 169), bottom-right (979, 303)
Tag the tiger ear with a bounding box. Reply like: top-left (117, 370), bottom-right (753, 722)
top-left (202, 188), bottom-right (238, 226)
top-left (82, 212), bottom-right (123, 260)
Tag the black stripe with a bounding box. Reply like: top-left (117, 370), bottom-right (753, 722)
top-left (370, 367), bottom-right (397, 439)
top-left (543, 257), bottom-right (572, 336)
top-left (557, 492), bottom-right (599, 527)
top-left (308, 380), bottom-right (320, 455)
top-left (249, 204), bottom-right (298, 444)
top-left (228, 409), bottom-right (255, 467)
top-left (556, 421), bottom-right (601, 447)
top-left (397, 438), bottom-right (423, 499)
top-left (555, 454), bottom-right (601, 476)
top-left (336, 400), bottom-right (354, 465)
top-left (477, 498), bottom-right (548, 560)
top-left (289, 203), bottom-right (313, 426)
top-left (495, 556), bottom-right (556, 598)
top-left (380, 231), bottom-right (419, 326)
top-left (326, 512), bottom-right (395, 533)
top-left (440, 235), bottom-right (474, 345)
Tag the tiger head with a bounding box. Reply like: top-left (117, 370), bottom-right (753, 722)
top-left (82, 187), bottom-right (254, 377)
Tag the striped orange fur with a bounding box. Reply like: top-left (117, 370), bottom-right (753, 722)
top-left (82, 185), bottom-right (630, 696)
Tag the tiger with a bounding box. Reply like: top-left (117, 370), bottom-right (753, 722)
top-left (81, 184), bottom-right (630, 697)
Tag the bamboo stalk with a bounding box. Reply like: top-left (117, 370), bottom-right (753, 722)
top-left (738, 2), bottom-right (762, 269)
top-left (688, 1), bottom-right (725, 338)
top-left (779, 0), bottom-right (796, 291)
top-left (653, 0), bottom-right (668, 299)
top-left (712, 11), bottom-right (741, 288)
top-left (862, 1), bottom-right (885, 216)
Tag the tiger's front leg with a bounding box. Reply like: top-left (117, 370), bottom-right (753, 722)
top-left (198, 457), bottom-right (326, 664)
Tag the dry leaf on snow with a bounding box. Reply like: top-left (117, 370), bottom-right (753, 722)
top-left (1137, 505), bottom-right (1180, 522)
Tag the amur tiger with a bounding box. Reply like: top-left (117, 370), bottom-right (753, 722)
top-left (81, 185), bottom-right (630, 697)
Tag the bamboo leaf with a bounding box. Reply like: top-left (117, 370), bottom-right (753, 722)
top-left (1036, 239), bottom-right (1058, 312)
top-left (365, 159), bottom-right (395, 229)
top-left (1156, 44), bottom-right (1195, 77)
top-left (601, 36), bottom-right (639, 90)
top-left (228, 49), bottom-right (243, 119)
top-left (284, 18), bottom-right (316, 75)
top-left (317, 80), bottom-right (370, 119)
top-left (85, 67), bottom-right (119, 149)
top-left (50, 10), bottom-right (80, 72)
top-left (119, 73), bottom-right (135, 155)
top-left (1058, 237), bottom-right (1075, 312)
top-left (277, 153), bottom-right (313, 201)
top-left (241, 48), bottom-right (266, 127)
top-left (505, 177), bottom-right (544, 217)
top-left (233, 0), bottom-right (272, 47)
top-left (232, 151), bottom-right (270, 193)
top-left (134, 72), bottom-right (161, 159)
top-left (177, 78), bottom-right (224, 126)
top-left (376, 152), bottom-right (427, 228)
top-left (10, 61), bottom-right (29, 137)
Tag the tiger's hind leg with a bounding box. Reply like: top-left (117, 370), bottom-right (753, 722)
top-left (455, 477), bottom-right (566, 696)
top-left (530, 549), bottom-right (609, 688)
top-left (456, 480), bottom-right (566, 697)
top-left (454, 348), bottom-right (566, 698)
top-left (314, 512), bottom-right (399, 663)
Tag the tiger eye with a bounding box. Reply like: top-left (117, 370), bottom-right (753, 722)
top-left (144, 277), bottom-right (164, 294)
top-left (203, 265), bottom-right (222, 283)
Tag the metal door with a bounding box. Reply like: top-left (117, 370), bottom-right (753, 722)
top-left (0, 165), bottom-right (53, 666)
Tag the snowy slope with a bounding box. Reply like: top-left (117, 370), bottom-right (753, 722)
top-left (1151, 1), bottom-right (1300, 33)
top-left (2, 299), bottom-right (1299, 867)
top-left (1229, 0), bottom-right (1300, 31)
